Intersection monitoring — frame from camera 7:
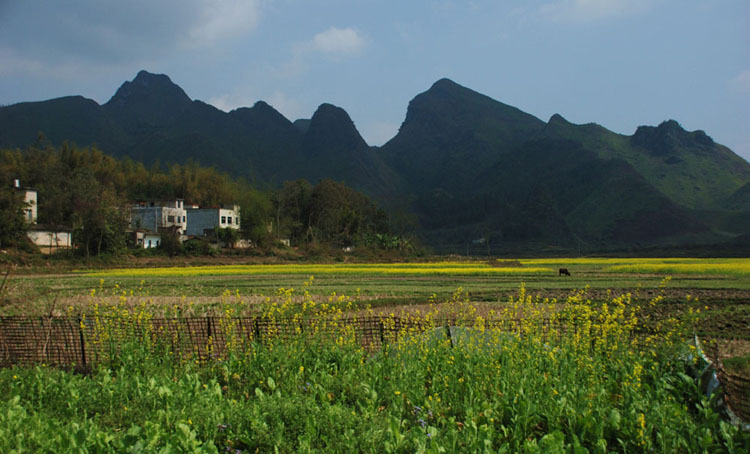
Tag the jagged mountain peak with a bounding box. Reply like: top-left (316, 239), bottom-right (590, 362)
top-left (428, 77), bottom-right (462, 91)
top-left (548, 113), bottom-right (569, 124)
top-left (105, 70), bottom-right (191, 111)
top-left (305, 103), bottom-right (368, 151)
top-left (398, 78), bottom-right (545, 135)
top-left (632, 119), bottom-right (715, 155)
top-left (229, 100), bottom-right (292, 126)
top-left (312, 103), bottom-right (349, 117)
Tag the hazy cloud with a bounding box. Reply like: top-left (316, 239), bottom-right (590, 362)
top-left (729, 70), bottom-right (750, 94)
top-left (0, 0), bottom-right (261, 74)
top-left (0, 48), bottom-right (48, 77)
top-left (279, 26), bottom-right (367, 78)
top-left (186, 0), bottom-right (260, 46)
top-left (309, 27), bottom-right (367, 57)
top-left (538, 0), bottom-right (653, 22)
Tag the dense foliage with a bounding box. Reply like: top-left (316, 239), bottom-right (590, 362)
top-left (0, 167), bottom-right (28, 249)
top-left (275, 179), bottom-right (390, 247)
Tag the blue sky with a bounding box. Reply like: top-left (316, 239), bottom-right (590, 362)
top-left (1, 0), bottom-right (748, 160)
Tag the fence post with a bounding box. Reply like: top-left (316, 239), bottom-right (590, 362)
top-left (77, 316), bottom-right (87, 367)
top-left (445, 324), bottom-right (453, 348)
top-left (379, 320), bottom-right (385, 346)
top-left (254, 318), bottom-right (262, 345)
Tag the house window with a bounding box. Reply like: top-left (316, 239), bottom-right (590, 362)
top-left (167, 215), bottom-right (175, 223)
top-left (147, 240), bottom-right (152, 247)
top-left (183, 216), bottom-right (186, 223)
top-left (227, 217), bottom-right (232, 225)
top-left (221, 216), bottom-right (226, 224)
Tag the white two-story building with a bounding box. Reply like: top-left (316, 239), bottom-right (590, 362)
top-left (130, 199), bottom-right (187, 235)
top-left (185, 205), bottom-right (240, 236)
top-left (14, 180), bottom-right (72, 253)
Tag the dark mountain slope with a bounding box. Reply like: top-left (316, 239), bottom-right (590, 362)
top-left (103, 70), bottom-right (192, 132)
top-left (0, 95), bottom-right (128, 151)
top-left (1, 71), bottom-right (749, 252)
top-left (299, 103), bottom-right (405, 199)
top-left (380, 78), bottom-right (545, 193)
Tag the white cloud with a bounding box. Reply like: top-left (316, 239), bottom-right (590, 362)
top-left (729, 70), bottom-right (750, 94)
top-left (186, 0), bottom-right (260, 46)
top-left (309, 27), bottom-right (366, 57)
top-left (279, 26), bottom-right (367, 78)
top-left (538, 0), bottom-right (653, 22)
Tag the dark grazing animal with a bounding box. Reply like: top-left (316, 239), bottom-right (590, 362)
top-left (558, 268), bottom-right (571, 276)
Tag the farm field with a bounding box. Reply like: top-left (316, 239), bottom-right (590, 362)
top-left (1, 257), bottom-right (749, 452)
top-left (4, 257), bottom-right (750, 339)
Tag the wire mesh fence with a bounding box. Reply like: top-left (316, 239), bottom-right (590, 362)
top-left (1, 315), bottom-right (747, 422)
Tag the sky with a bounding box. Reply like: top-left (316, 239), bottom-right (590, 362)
top-left (1, 0), bottom-right (748, 160)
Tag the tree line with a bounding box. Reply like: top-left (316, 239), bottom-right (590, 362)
top-left (0, 141), bottom-right (403, 256)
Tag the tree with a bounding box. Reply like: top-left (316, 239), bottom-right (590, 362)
top-left (306, 179), bottom-right (389, 246)
top-left (273, 179), bottom-right (313, 243)
top-left (236, 187), bottom-right (274, 245)
top-left (70, 169), bottom-right (129, 257)
top-left (217, 227), bottom-right (240, 248)
top-left (0, 177), bottom-right (29, 249)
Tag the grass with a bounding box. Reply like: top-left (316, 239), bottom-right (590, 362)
top-left (723, 355), bottom-right (750, 376)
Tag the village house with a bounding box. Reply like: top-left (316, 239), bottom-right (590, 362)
top-left (27, 224), bottom-right (73, 253)
top-left (17, 180), bottom-right (37, 223)
top-left (185, 204), bottom-right (240, 237)
top-left (15, 180), bottom-right (73, 253)
top-left (130, 199), bottom-right (187, 236)
top-left (130, 230), bottom-right (162, 249)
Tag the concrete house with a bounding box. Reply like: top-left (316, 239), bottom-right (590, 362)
top-left (185, 205), bottom-right (240, 237)
top-left (130, 199), bottom-right (187, 235)
top-left (27, 225), bottom-right (73, 253)
top-left (17, 180), bottom-right (38, 223)
top-left (15, 180), bottom-right (72, 253)
top-left (131, 230), bottom-right (163, 249)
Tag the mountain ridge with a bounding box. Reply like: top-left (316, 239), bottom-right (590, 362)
top-left (1, 70), bottom-right (748, 252)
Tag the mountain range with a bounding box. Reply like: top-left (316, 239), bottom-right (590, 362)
top-left (2, 70), bottom-right (749, 253)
